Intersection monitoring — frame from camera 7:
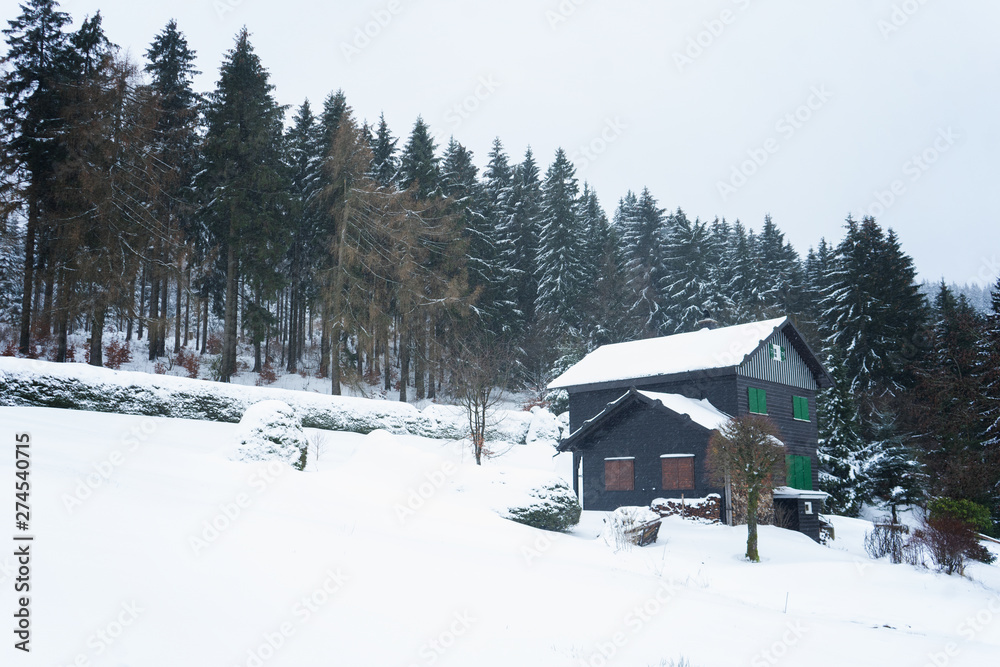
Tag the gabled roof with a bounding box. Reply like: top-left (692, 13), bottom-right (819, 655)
top-left (548, 316), bottom-right (833, 391)
top-left (557, 388), bottom-right (732, 452)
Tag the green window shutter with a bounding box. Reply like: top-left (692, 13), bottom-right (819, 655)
top-left (769, 343), bottom-right (786, 361)
top-left (793, 396), bottom-right (809, 421)
top-left (786, 455), bottom-right (813, 490)
top-left (748, 388), bottom-right (767, 415)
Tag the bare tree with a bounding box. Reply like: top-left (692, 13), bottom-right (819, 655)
top-left (450, 329), bottom-right (515, 465)
top-left (707, 415), bottom-right (785, 562)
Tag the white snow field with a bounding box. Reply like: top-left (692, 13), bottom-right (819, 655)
top-left (2, 405), bottom-right (1000, 667)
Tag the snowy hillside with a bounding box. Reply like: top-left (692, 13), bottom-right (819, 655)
top-left (2, 406), bottom-right (999, 666)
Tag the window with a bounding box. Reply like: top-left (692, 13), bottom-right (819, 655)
top-left (661, 455), bottom-right (695, 490)
top-left (605, 458), bottom-right (634, 491)
top-left (792, 396), bottom-right (810, 421)
top-left (785, 454), bottom-right (813, 491)
top-left (769, 343), bottom-right (786, 361)
top-left (748, 387), bottom-right (767, 414)
top-left (803, 501), bottom-right (813, 515)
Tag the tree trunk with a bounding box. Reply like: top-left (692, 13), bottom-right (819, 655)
top-left (174, 259), bottom-right (182, 353)
top-left (201, 297), bottom-right (209, 354)
top-left (399, 315), bottom-right (409, 403)
top-left (414, 315), bottom-right (425, 400)
top-left (18, 200), bottom-right (37, 353)
top-left (383, 328), bottom-right (391, 392)
top-left (287, 288), bottom-right (298, 373)
top-left (148, 264), bottom-right (160, 360)
top-left (746, 489), bottom-right (760, 562)
top-left (55, 270), bottom-right (69, 363)
top-left (158, 274), bottom-right (168, 357)
top-left (137, 263), bottom-right (146, 340)
top-left (220, 240), bottom-right (239, 382)
top-left (89, 304), bottom-right (106, 367)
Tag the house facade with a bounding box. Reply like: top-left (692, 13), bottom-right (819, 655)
top-left (551, 317), bottom-right (834, 541)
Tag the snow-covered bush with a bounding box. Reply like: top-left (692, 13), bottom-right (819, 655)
top-left (0, 358), bottom-right (543, 444)
top-left (233, 401), bottom-right (308, 470)
top-left (602, 506), bottom-right (662, 552)
top-left (504, 479), bottom-right (581, 532)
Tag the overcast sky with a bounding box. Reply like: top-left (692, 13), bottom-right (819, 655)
top-left (21, 0), bottom-right (1000, 285)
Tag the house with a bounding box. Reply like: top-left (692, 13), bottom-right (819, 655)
top-left (551, 316), bottom-right (834, 541)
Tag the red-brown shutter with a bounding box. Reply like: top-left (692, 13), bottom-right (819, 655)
top-left (662, 457), bottom-right (695, 491)
top-left (605, 459), bottom-right (634, 491)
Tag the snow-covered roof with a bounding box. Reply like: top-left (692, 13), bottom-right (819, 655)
top-left (636, 391), bottom-right (731, 431)
top-left (558, 388), bottom-right (731, 451)
top-left (549, 317), bottom-right (788, 390)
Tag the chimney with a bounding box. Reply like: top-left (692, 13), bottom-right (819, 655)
top-left (695, 310), bottom-right (718, 331)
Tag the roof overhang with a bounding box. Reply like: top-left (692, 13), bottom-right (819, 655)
top-left (772, 487), bottom-right (830, 501)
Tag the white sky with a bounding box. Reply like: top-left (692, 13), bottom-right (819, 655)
top-left (32, 0), bottom-right (1000, 284)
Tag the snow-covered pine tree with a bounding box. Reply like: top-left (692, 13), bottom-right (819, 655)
top-left (581, 186), bottom-right (630, 348)
top-left (200, 28), bottom-right (289, 382)
top-left (1, 0), bottom-right (73, 353)
top-left (821, 216), bottom-right (929, 405)
top-left (657, 209), bottom-right (720, 334)
top-left (617, 187), bottom-right (664, 338)
top-left (283, 99), bottom-right (323, 372)
top-left (535, 148), bottom-right (586, 345)
top-left (817, 352), bottom-right (866, 516)
top-left (723, 221), bottom-right (766, 323)
top-left (399, 116), bottom-right (440, 200)
top-left (980, 277), bottom-right (1000, 447)
top-left (370, 112), bottom-right (399, 188)
top-left (498, 147), bottom-right (542, 351)
top-left (756, 214), bottom-right (804, 317)
top-left (861, 409), bottom-right (924, 524)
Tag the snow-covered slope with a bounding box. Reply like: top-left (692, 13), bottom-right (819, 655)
top-left (2, 406), bottom-right (998, 666)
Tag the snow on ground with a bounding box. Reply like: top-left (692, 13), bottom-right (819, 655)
top-left (2, 405), bottom-right (999, 666)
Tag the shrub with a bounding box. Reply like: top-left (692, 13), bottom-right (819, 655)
top-left (233, 401), bottom-right (308, 471)
top-left (205, 333), bottom-right (223, 355)
top-left (153, 362), bottom-right (168, 374)
top-left (928, 498), bottom-right (992, 534)
top-left (864, 520), bottom-right (909, 563)
top-left (505, 480), bottom-right (581, 532)
top-left (602, 506), bottom-right (661, 552)
top-left (255, 360), bottom-right (278, 386)
top-left (103, 339), bottom-right (132, 370)
top-left (910, 515), bottom-right (980, 576)
top-left (2, 340), bottom-right (17, 356)
top-left (175, 349), bottom-right (200, 379)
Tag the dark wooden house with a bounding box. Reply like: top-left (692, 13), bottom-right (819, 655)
top-left (552, 317), bottom-right (834, 541)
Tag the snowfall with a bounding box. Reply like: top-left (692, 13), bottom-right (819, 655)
top-left (2, 396), bottom-right (1000, 665)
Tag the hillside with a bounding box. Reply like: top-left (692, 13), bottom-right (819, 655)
top-left (2, 405), bottom-right (998, 666)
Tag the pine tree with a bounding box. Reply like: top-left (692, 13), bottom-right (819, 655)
top-left (399, 116), bottom-right (440, 200)
top-left (283, 99), bottom-right (323, 372)
top-left (756, 214), bottom-right (803, 316)
top-left (817, 353), bottom-right (865, 516)
top-left (200, 28), bottom-right (289, 382)
top-left (144, 18), bottom-right (200, 357)
top-left (370, 112), bottom-right (398, 188)
top-left (1, 0), bottom-right (73, 353)
top-left (535, 148), bottom-right (586, 344)
top-left (861, 409), bottom-right (924, 523)
top-left (980, 277), bottom-right (1000, 447)
top-left (618, 187), bottom-right (664, 337)
top-left (821, 216), bottom-right (929, 406)
top-left (658, 209), bottom-right (720, 334)
top-left (498, 146), bottom-right (542, 346)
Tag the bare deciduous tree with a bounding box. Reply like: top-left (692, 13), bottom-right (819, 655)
top-left (707, 415), bottom-right (785, 562)
top-left (450, 329), bottom-right (515, 465)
